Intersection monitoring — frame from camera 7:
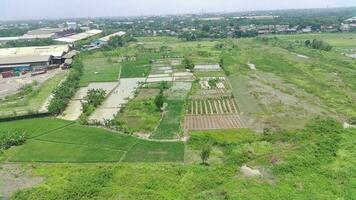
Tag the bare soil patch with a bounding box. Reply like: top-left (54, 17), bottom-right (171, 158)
top-left (184, 114), bottom-right (245, 131)
top-left (0, 164), bottom-right (44, 198)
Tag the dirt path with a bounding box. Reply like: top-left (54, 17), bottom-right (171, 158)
top-left (0, 164), bottom-right (44, 199)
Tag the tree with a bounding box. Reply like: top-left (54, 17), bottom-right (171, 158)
top-left (154, 89), bottom-right (164, 111)
top-left (85, 89), bottom-right (106, 107)
top-left (200, 145), bottom-right (212, 165)
top-left (183, 57), bottom-right (195, 70)
top-left (107, 36), bottom-right (124, 48)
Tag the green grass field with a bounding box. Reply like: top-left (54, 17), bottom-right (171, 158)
top-left (0, 73), bottom-right (67, 118)
top-left (151, 100), bottom-right (185, 139)
top-left (120, 60), bottom-right (151, 78)
top-left (0, 118), bottom-right (184, 163)
top-left (80, 57), bottom-right (121, 87)
top-left (1, 34), bottom-right (356, 199)
top-left (8, 119), bottom-right (356, 200)
top-left (114, 99), bottom-right (162, 134)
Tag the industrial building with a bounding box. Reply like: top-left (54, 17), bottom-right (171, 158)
top-left (0, 45), bottom-right (75, 75)
top-left (90, 31), bottom-right (126, 47)
top-left (0, 28), bottom-right (76, 44)
top-left (55, 29), bottom-right (103, 43)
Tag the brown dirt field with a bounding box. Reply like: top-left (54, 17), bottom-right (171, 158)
top-left (184, 114), bottom-right (245, 131)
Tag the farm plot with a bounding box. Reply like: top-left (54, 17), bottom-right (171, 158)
top-left (173, 72), bottom-right (195, 82)
top-left (146, 61), bottom-right (173, 83)
top-left (1, 118), bottom-right (185, 163)
top-left (187, 97), bottom-right (238, 115)
top-left (194, 64), bottom-right (221, 71)
top-left (151, 100), bottom-right (185, 139)
top-left (80, 57), bottom-right (121, 87)
top-left (184, 114), bottom-right (244, 131)
top-left (167, 82), bottom-right (192, 100)
top-left (120, 60), bottom-right (151, 78)
top-left (184, 76), bottom-right (244, 131)
top-left (89, 78), bottom-right (145, 122)
top-left (60, 82), bottom-right (118, 121)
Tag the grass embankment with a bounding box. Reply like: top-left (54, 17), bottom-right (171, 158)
top-left (8, 118), bottom-right (356, 200)
top-left (0, 118), bottom-right (184, 163)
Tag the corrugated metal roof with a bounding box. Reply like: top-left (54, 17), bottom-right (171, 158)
top-left (99, 31), bottom-right (126, 42)
top-left (55, 29), bottom-right (103, 43)
top-left (62, 50), bottom-right (77, 59)
top-left (0, 55), bottom-right (51, 66)
top-left (0, 45), bottom-right (70, 57)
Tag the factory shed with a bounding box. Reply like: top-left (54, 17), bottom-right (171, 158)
top-left (0, 45), bottom-right (72, 73)
top-left (91, 31), bottom-right (126, 47)
top-left (55, 29), bottom-right (103, 43)
top-left (0, 55), bottom-right (52, 72)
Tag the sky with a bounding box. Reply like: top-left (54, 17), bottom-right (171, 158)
top-left (0, 0), bottom-right (355, 21)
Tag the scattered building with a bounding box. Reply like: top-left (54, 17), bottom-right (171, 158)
top-left (90, 31), bottom-right (126, 47)
top-left (345, 17), bottom-right (356, 23)
top-left (0, 28), bottom-right (76, 44)
top-left (55, 29), bottom-right (103, 43)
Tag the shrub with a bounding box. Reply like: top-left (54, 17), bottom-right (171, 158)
top-left (0, 130), bottom-right (27, 151)
top-left (200, 144), bottom-right (212, 165)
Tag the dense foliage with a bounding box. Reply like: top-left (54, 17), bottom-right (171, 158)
top-left (48, 57), bottom-right (83, 115)
top-left (305, 39), bottom-right (333, 51)
top-left (0, 130), bottom-right (26, 151)
top-left (80, 89), bottom-right (106, 124)
top-left (106, 35), bottom-right (137, 48)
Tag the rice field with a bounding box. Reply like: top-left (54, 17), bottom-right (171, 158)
top-left (0, 118), bottom-right (184, 163)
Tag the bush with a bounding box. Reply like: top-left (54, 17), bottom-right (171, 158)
top-left (154, 89), bottom-right (165, 111)
top-left (305, 39), bottom-right (332, 51)
top-left (0, 130), bottom-right (27, 151)
top-left (183, 57), bottom-right (195, 70)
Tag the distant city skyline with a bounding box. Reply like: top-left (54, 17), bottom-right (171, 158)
top-left (0, 0), bottom-right (355, 21)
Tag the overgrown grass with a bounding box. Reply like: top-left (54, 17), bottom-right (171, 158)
top-left (114, 99), bottom-right (161, 134)
top-left (9, 118), bottom-right (355, 200)
top-left (151, 100), bottom-right (185, 139)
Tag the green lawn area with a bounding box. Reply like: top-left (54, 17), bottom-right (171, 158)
top-left (123, 140), bottom-right (185, 162)
top-left (114, 99), bottom-right (161, 134)
top-left (8, 140), bottom-right (124, 162)
top-left (38, 124), bottom-right (137, 151)
top-left (80, 57), bottom-right (121, 87)
top-left (0, 117), bottom-right (72, 138)
top-left (0, 118), bottom-right (184, 163)
top-left (151, 100), bottom-right (185, 139)
top-left (0, 72), bottom-right (67, 118)
top-left (120, 60), bottom-right (151, 78)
